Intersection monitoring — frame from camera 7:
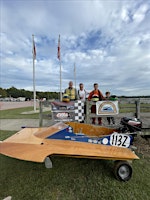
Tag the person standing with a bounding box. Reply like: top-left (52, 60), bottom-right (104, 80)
top-left (78, 83), bottom-right (88, 102)
top-left (78, 83), bottom-right (89, 120)
top-left (105, 91), bottom-right (115, 125)
top-left (88, 83), bottom-right (105, 125)
top-left (64, 81), bottom-right (78, 101)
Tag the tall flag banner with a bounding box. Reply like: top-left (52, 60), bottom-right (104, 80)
top-left (32, 38), bottom-right (36, 60)
top-left (57, 34), bottom-right (60, 60)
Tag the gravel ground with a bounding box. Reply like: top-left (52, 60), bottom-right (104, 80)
top-left (0, 119), bottom-right (54, 131)
top-left (133, 136), bottom-right (150, 158)
top-left (0, 101), bottom-right (52, 130)
top-left (0, 101), bottom-right (37, 110)
top-left (0, 119), bottom-right (39, 131)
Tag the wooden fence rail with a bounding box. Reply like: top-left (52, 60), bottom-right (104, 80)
top-left (39, 98), bottom-right (150, 128)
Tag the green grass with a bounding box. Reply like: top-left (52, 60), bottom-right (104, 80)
top-left (119, 104), bottom-right (136, 113)
top-left (0, 107), bottom-right (51, 119)
top-left (0, 104), bottom-right (149, 199)
top-left (0, 131), bottom-right (150, 200)
top-left (0, 103), bottom-right (149, 119)
top-left (119, 103), bottom-right (150, 113)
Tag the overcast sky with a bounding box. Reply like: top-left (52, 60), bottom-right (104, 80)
top-left (1, 0), bottom-right (150, 96)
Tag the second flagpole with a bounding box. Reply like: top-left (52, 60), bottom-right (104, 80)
top-left (57, 34), bottom-right (62, 101)
top-left (60, 60), bottom-right (62, 101)
top-left (74, 62), bottom-right (76, 90)
top-left (32, 34), bottom-right (36, 112)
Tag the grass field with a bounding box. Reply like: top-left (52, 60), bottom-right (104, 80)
top-left (0, 130), bottom-right (150, 200)
top-left (119, 103), bottom-right (150, 113)
top-left (0, 102), bottom-right (149, 122)
top-left (0, 107), bottom-right (51, 119)
top-left (0, 106), bottom-right (150, 200)
top-left (0, 103), bottom-right (149, 119)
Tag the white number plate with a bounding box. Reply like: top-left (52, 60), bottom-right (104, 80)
top-left (110, 133), bottom-right (131, 148)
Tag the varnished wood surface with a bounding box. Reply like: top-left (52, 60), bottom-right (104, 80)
top-left (0, 122), bottom-right (139, 163)
top-left (0, 139), bottom-right (139, 163)
top-left (66, 122), bottom-right (117, 136)
top-left (3, 127), bottom-right (45, 144)
top-left (35, 122), bottom-right (68, 139)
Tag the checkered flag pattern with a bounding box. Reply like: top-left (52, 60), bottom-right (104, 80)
top-left (74, 100), bottom-right (85, 122)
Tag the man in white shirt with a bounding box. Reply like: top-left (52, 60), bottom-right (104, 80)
top-left (78, 83), bottom-right (89, 122)
top-left (78, 83), bottom-right (88, 102)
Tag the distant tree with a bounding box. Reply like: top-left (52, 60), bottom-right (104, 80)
top-left (0, 87), bottom-right (7, 97)
top-left (25, 90), bottom-right (33, 99)
top-left (49, 92), bottom-right (59, 99)
top-left (36, 92), bottom-right (44, 99)
top-left (6, 87), bottom-right (20, 98)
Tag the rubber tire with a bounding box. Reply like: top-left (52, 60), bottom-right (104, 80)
top-left (113, 161), bottom-right (132, 181)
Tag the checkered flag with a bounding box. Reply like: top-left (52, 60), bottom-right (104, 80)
top-left (74, 100), bottom-right (85, 122)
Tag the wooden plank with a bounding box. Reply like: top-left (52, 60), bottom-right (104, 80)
top-left (0, 139), bottom-right (139, 163)
top-left (0, 122), bottom-right (139, 163)
top-left (66, 122), bottom-right (116, 136)
top-left (3, 127), bottom-right (45, 144)
top-left (39, 98), bottom-right (150, 128)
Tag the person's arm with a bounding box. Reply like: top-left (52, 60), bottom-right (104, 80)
top-left (88, 91), bottom-right (93, 100)
top-left (99, 90), bottom-right (106, 100)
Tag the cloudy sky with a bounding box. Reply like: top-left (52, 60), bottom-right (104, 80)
top-left (1, 0), bottom-right (150, 96)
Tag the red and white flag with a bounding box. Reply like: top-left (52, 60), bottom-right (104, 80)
top-left (57, 34), bottom-right (60, 60)
top-left (32, 38), bottom-right (36, 60)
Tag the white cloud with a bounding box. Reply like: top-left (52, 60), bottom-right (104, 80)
top-left (133, 4), bottom-right (149, 23)
top-left (121, 7), bottom-right (130, 22)
top-left (1, 0), bottom-right (150, 96)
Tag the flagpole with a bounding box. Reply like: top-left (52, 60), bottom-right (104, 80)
top-left (74, 62), bottom-right (76, 90)
top-left (60, 60), bottom-right (62, 101)
top-left (32, 34), bottom-right (36, 112)
top-left (58, 34), bottom-right (62, 101)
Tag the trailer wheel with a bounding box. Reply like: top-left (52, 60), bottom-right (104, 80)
top-left (113, 161), bottom-right (132, 181)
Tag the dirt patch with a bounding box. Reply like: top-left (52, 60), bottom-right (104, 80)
top-left (133, 136), bottom-right (150, 158)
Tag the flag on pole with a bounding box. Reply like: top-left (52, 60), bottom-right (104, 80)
top-left (57, 34), bottom-right (60, 60)
top-left (32, 38), bottom-right (36, 60)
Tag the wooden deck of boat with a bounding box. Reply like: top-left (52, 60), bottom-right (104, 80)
top-left (0, 122), bottom-right (139, 163)
top-left (66, 122), bottom-right (117, 137)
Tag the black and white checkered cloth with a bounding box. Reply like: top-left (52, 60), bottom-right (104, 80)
top-left (74, 100), bottom-right (85, 122)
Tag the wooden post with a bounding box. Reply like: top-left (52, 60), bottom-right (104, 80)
top-left (39, 101), bottom-right (43, 127)
top-left (85, 101), bottom-right (90, 124)
top-left (135, 99), bottom-right (140, 119)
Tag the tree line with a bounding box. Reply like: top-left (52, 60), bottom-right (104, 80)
top-left (0, 87), bottom-right (59, 100)
top-left (0, 87), bottom-right (149, 100)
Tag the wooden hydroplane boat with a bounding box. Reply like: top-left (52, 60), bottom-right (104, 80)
top-left (0, 122), bottom-right (138, 162)
top-left (0, 122), bottom-right (139, 181)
